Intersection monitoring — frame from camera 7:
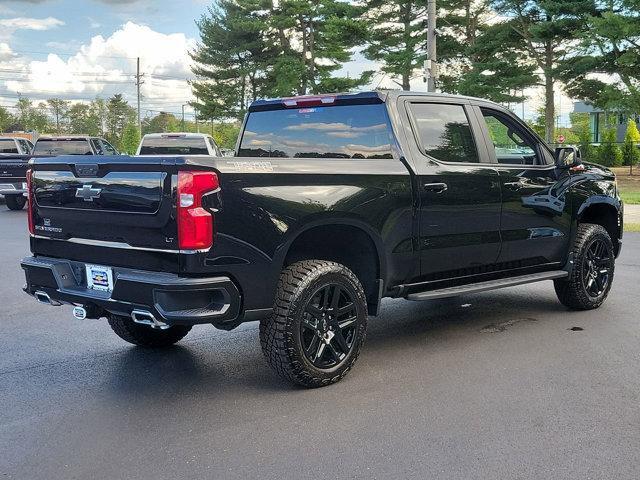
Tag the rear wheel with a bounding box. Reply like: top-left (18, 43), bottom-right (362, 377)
top-left (554, 223), bottom-right (615, 310)
top-left (260, 260), bottom-right (368, 388)
top-left (108, 314), bottom-right (192, 347)
top-left (5, 195), bottom-right (26, 210)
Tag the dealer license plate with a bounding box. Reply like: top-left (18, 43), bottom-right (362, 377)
top-left (86, 264), bottom-right (113, 292)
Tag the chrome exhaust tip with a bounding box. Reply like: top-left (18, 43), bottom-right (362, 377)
top-left (131, 309), bottom-right (170, 330)
top-left (34, 291), bottom-right (62, 307)
top-left (72, 306), bottom-right (87, 320)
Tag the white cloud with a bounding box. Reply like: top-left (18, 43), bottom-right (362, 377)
top-left (1, 22), bottom-right (196, 116)
top-left (0, 16), bottom-right (64, 31)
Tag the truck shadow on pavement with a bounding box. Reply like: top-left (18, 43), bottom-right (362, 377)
top-left (100, 288), bottom-right (572, 399)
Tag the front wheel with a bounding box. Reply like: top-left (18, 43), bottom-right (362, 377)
top-left (260, 260), bottom-right (368, 388)
top-left (5, 195), bottom-right (26, 210)
top-left (108, 314), bottom-right (192, 347)
top-left (554, 223), bottom-right (615, 310)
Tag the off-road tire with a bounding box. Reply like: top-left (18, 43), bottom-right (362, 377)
top-left (5, 194), bottom-right (26, 210)
top-left (554, 223), bottom-right (615, 310)
top-left (260, 260), bottom-right (368, 388)
top-left (108, 314), bottom-right (192, 347)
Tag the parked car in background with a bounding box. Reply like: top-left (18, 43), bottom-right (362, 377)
top-left (0, 137), bottom-right (34, 155)
top-left (136, 132), bottom-right (221, 156)
top-left (33, 136), bottom-right (119, 156)
top-left (0, 137), bottom-right (34, 210)
top-left (21, 91), bottom-right (623, 388)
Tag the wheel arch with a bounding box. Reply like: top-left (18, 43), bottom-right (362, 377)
top-left (276, 217), bottom-right (387, 315)
top-left (576, 196), bottom-right (622, 256)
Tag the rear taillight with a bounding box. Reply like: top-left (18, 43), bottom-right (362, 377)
top-left (26, 168), bottom-right (34, 235)
top-left (177, 171), bottom-right (218, 250)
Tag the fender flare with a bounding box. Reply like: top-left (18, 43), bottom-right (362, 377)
top-left (273, 213), bottom-right (388, 286)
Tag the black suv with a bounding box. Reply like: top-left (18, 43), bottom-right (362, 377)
top-left (21, 91), bottom-right (623, 387)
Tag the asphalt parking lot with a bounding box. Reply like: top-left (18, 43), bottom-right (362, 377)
top-left (1, 206), bottom-right (639, 480)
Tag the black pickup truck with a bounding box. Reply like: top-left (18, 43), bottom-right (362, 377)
top-left (0, 155), bottom-right (30, 210)
top-left (1, 136), bottom-right (119, 211)
top-left (21, 91), bottom-right (623, 387)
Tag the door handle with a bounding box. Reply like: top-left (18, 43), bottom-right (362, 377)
top-left (423, 182), bottom-right (448, 193)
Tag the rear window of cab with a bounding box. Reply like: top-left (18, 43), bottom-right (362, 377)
top-left (238, 104), bottom-right (394, 159)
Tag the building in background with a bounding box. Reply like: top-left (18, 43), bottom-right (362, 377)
top-left (574, 101), bottom-right (640, 143)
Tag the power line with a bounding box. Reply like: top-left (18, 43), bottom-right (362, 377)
top-left (8, 49), bottom-right (138, 60)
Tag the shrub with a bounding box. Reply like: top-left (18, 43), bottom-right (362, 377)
top-left (120, 122), bottom-right (141, 155)
top-left (622, 119), bottom-right (640, 169)
top-left (598, 128), bottom-right (623, 167)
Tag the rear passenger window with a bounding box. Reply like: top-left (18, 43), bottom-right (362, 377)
top-left (409, 103), bottom-right (479, 163)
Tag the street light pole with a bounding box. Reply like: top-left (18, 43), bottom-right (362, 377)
top-left (426, 0), bottom-right (438, 92)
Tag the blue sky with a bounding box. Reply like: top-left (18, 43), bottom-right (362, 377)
top-left (0, 0), bottom-right (207, 52)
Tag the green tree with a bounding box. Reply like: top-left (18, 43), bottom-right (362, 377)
top-left (191, 0), bottom-right (276, 121)
top-left (599, 127), bottom-right (623, 167)
top-left (438, 1), bottom-right (538, 103)
top-left (192, 0), bottom-right (369, 120)
top-left (492, 0), bottom-right (597, 143)
top-left (120, 123), bottom-right (141, 154)
top-left (142, 112), bottom-right (180, 134)
top-left (105, 94), bottom-right (136, 147)
top-left (47, 98), bottom-right (70, 134)
top-left (270, 0), bottom-right (369, 95)
top-left (571, 112), bottom-right (595, 162)
top-left (561, 0), bottom-right (640, 114)
top-left (67, 102), bottom-right (102, 136)
top-left (622, 119), bottom-right (640, 172)
top-left (362, 0), bottom-right (427, 90)
top-left (211, 122), bottom-right (241, 149)
top-left (0, 106), bottom-right (13, 133)
top-left (16, 98), bottom-right (50, 132)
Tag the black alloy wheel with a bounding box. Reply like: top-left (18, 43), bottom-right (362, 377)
top-left (260, 260), bottom-right (368, 388)
top-left (581, 238), bottom-right (612, 298)
top-left (300, 283), bottom-right (358, 369)
top-left (555, 223), bottom-right (615, 310)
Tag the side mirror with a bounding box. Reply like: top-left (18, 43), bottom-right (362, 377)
top-left (555, 146), bottom-right (582, 169)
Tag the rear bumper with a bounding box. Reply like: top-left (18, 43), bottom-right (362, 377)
top-left (21, 256), bottom-right (242, 326)
top-left (0, 182), bottom-right (27, 196)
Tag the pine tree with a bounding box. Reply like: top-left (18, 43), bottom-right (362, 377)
top-left (561, 0), bottom-right (640, 113)
top-left (491, 0), bottom-right (598, 142)
top-left (105, 94), bottom-right (136, 146)
top-left (191, 0), bottom-right (273, 121)
top-left (270, 0), bottom-right (370, 95)
top-left (47, 98), bottom-right (70, 134)
top-left (448, 18), bottom-right (538, 103)
top-left (362, 0), bottom-right (427, 90)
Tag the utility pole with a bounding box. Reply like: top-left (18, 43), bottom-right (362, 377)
top-left (135, 57), bottom-right (144, 132)
top-left (195, 95), bottom-right (200, 133)
top-left (425, 0), bottom-right (438, 92)
top-left (181, 104), bottom-right (186, 131)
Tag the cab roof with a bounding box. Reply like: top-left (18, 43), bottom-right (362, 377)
top-left (248, 90), bottom-right (504, 112)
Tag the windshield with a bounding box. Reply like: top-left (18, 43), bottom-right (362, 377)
top-left (34, 139), bottom-right (93, 155)
top-left (0, 139), bottom-right (19, 154)
top-left (238, 103), bottom-right (394, 159)
top-left (139, 137), bottom-right (209, 155)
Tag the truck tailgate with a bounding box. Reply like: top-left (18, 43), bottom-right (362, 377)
top-left (30, 155), bottom-right (182, 270)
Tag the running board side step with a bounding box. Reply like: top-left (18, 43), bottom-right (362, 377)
top-left (406, 271), bottom-right (569, 301)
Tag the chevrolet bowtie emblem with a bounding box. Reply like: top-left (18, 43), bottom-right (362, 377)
top-left (76, 184), bottom-right (102, 202)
